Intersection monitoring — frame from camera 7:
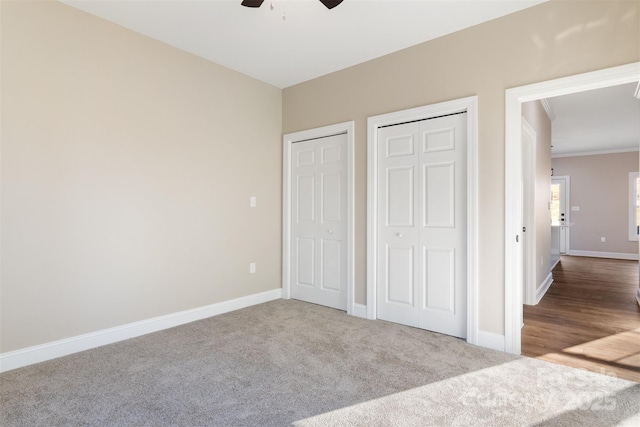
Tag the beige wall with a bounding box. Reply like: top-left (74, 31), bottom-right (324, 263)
top-left (282, 1), bottom-right (640, 334)
top-left (552, 152), bottom-right (639, 255)
top-left (3, 1), bottom-right (639, 354)
top-left (522, 101), bottom-right (552, 292)
top-left (1, 1), bottom-right (282, 352)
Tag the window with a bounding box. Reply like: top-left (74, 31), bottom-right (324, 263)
top-left (550, 183), bottom-right (561, 226)
top-left (629, 172), bottom-right (640, 242)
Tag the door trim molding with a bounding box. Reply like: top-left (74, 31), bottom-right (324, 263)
top-left (366, 96), bottom-right (479, 345)
top-left (504, 62), bottom-right (640, 354)
top-left (282, 122), bottom-right (355, 314)
top-left (629, 172), bottom-right (639, 242)
top-left (522, 117), bottom-right (537, 306)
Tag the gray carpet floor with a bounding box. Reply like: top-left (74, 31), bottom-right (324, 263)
top-left (1, 299), bottom-right (638, 426)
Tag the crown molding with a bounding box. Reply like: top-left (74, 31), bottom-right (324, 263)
top-left (539, 98), bottom-right (556, 121)
top-left (552, 146), bottom-right (639, 158)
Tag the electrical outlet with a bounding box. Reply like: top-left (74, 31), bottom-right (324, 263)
top-left (249, 262), bottom-right (256, 274)
top-left (600, 237), bottom-right (606, 243)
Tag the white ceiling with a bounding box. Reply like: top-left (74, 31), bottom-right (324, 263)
top-left (547, 83), bottom-right (640, 157)
top-left (61, 0), bottom-right (547, 89)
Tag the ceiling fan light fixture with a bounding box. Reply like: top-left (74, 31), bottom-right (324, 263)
top-left (242, 0), bottom-right (343, 9)
top-left (241, 0), bottom-right (264, 8)
top-left (319, 0), bottom-right (344, 9)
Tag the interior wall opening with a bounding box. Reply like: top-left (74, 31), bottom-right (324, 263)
top-left (504, 62), bottom-right (640, 358)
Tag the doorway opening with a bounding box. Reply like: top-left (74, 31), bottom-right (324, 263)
top-left (505, 62), bottom-right (640, 355)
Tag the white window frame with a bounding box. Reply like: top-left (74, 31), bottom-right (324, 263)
top-left (629, 172), bottom-right (639, 242)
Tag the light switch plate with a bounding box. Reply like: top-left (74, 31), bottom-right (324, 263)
top-left (250, 196), bottom-right (256, 208)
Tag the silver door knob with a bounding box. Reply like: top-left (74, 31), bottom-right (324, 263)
top-left (327, 229), bottom-right (333, 234)
top-left (396, 233), bottom-right (403, 238)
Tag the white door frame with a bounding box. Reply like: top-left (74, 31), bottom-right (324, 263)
top-left (282, 121), bottom-right (355, 314)
top-left (522, 117), bottom-right (537, 306)
top-left (367, 96), bottom-right (479, 345)
top-left (504, 62), bottom-right (640, 354)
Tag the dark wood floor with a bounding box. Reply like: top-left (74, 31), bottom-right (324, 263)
top-left (522, 256), bottom-right (640, 382)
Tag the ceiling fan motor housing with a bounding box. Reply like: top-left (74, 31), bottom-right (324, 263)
top-left (241, 0), bottom-right (344, 9)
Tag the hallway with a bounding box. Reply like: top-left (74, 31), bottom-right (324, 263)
top-left (522, 256), bottom-right (640, 382)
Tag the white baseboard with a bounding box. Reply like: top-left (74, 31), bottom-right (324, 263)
top-left (0, 288), bottom-right (283, 373)
top-left (351, 303), bottom-right (368, 319)
top-left (475, 330), bottom-right (505, 352)
top-left (568, 250), bottom-right (639, 261)
top-left (535, 273), bottom-right (553, 304)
